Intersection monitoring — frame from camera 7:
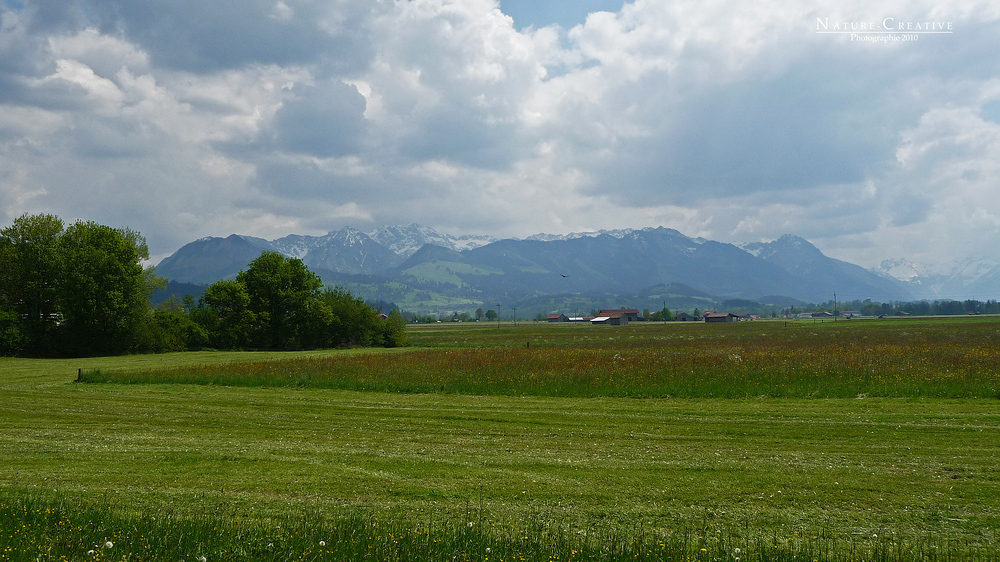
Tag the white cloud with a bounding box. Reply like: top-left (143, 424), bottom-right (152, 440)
top-left (0, 166), bottom-right (47, 218)
top-left (876, 102), bottom-right (1000, 262)
top-left (270, 1), bottom-right (295, 22)
top-left (0, 104), bottom-right (64, 139)
top-left (48, 28), bottom-right (150, 75)
top-left (46, 58), bottom-right (125, 107)
top-left (1, 0), bottom-right (999, 274)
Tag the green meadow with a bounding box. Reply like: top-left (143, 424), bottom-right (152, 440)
top-left (3, 318), bottom-right (1000, 560)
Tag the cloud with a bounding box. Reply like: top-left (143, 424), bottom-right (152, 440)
top-left (271, 80), bottom-right (368, 157)
top-left (2, 0), bottom-right (1000, 273)
top-left (358, 0), bottom-right (542, 169)
top-left (76, 0), bottom-right (381, 73)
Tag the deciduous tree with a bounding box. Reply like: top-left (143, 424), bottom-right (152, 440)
top-left (0, 214), bottom-right (64, 355)
top-left (236, 251), bottom-right (323, 350)
top-left (56, 221), bottom-right (153, 356)
top-left (198, 279), bottom-right (254, 349)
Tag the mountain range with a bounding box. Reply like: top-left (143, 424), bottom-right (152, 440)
top-left (874, 257), bottom-right (1000, 301)
top-left (154, 224), bottom-right (999, 315)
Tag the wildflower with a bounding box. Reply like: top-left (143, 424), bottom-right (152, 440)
top-left (104, 541), bottom-right (114, 549)
top-left (87, 550), bottom-right (95, 556)
top-left (198, 557), bottom-right (207, 562)
top-left (734, 548), bottom-right (741, 555)
top-left (468, 522), bottom-right (474, 528)
top-left (320, 541), bottom-right (326, 546)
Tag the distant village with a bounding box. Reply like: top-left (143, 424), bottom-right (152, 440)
top-left (546, 308), bottom-right (870, 325)
top-left (413, 299), bottom-right (998, 324)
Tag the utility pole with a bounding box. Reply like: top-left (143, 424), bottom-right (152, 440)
top-left (512, 307), bottom-right (517, 326)
top-left (497, 303), bottom-right (501, 329)
top-left (834, 292), bottom-right (838, 321)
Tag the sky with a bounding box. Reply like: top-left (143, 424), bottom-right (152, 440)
top-left (1, 0), bottom-right (999, 271)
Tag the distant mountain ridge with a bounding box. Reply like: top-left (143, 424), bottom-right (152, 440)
top-left (742, 235), bottom-right (913, 303)
top-left (874, 257), bottom-right (1000, 301)
top-left (156, 224), bottom-right (490, 283)
top-left (156, 225), bottom-right (924, 308)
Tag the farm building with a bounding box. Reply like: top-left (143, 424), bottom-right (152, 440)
top-left (591, 309), bottom-right (631, 326)
top-left (547, 313), bottom-right (568, 322)
top-left (704, 312), bottom-right (739, 323)
top-left (597, 308), bottom-right (640, 322)
top-left (675, 312), bottom-right (699, 321)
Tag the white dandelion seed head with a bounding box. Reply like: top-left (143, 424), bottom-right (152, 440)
top-left (468, 522), bottom-right (473, 528)
top-left (319, 541), bottom-right (326, 546)
top-left (104, 541), bottom-right (114, 549)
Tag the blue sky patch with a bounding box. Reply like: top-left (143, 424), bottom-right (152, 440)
top-left (499, 0), bottom-right (623, 29)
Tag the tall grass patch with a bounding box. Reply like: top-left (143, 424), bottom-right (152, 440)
top-left (82, 318), bottom-right (1000, 398)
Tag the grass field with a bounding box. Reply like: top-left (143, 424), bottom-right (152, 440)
top-left (3, 318), bottom-right (1000, 560)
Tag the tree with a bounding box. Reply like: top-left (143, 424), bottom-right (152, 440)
top-left (2, 216), bottom-right (407, 356)
top-left (147, 297), bottom-right (209, 352)
top-left (319, 286), bottom-right (380, 347)
top-left (475, 307), bottom-right (484, 321)
top-left (379, 309), bottom-right (407, 347)
top-left (0, 305), bottom-right (22, 356)
top-left (650, 306), bottom-right (673, 322)
top-left (197, 279), bottom-right (255, 349)
top-left (0, 214), bottom-right (65, 355)
top-left (195, 253), bottom-right (406, 351)
top-left (1, 214), bottom-right (162, 357)
top-left (56, 221), bottom-right (154, 356)
top-left (484, 309), bottom-right (497, 321)
top-left (236, 251), bottom-right (323, 349)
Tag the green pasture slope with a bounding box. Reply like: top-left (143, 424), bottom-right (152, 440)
top-left (2, 318), bottom-right (1000, 560)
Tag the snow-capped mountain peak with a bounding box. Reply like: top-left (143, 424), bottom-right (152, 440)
top-left (875, 258), bottom-right (930, 282)
top-left (367, 223), bottom-right (496, 258)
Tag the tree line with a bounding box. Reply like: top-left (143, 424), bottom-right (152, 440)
top-left (1, 214), bottom-right (405, 357)
top-left (816, 298), bottom-right (1000, 317)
